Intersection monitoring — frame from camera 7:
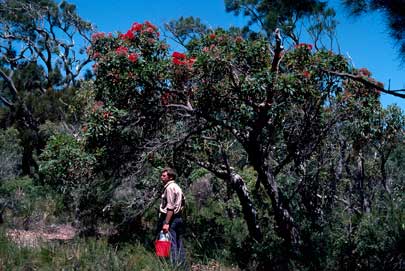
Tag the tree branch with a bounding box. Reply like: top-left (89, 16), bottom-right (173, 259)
top-left (323, 69), bottom-right (405, 99)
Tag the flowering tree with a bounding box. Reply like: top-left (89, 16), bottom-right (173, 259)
top-left (59, 18), bottom-right (405, 268)
top-left (160, 27), bottom-right (402, 267)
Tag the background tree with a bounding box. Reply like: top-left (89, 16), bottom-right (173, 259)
top-left (0, 0), bottom-right (93, 175)
top-left (343, 0), bottom-right (405, 60)
top-left (224, 0), bottom-right (335, 46)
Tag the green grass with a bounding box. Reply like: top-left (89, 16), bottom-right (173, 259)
top-left (0, 227), bottom-right (180, 271)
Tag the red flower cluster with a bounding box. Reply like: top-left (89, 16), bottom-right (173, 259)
top-left (119, 21), bottom-right (160, 40)
top-left (131, 22), bottom-right (143, 32)
top-left (161, 92), bottom-right (171, 106)
top-left (120, 30), bottom-right (135, 40)
top-left (295, 43), bottom-right (313, 50)
top-left (92, 101), bottom-right (104, 112)
top-left (368, 78), bottom-right (384, 92)
top-left (209, 33), bottom-right (216, 40)
top-left (202, 44), bottom-right (216, 53)
top-left (91, 32), bottom-right (105, 41)
top-left (91, 51), bottom-right (101, 59)
top-left (358, 68), bottom-right (371, 77)
top-left (172, 52), bottom-right (196, 67)
top-left (116, 46), bottom-right (128, 55)
top-left (128, 53), bottom-right (138, 63)
top-left (235, 36), bottom-right (244, 43)
top-left (103, 111), bottom-right (111, 119)
top-left (145, 21), bottom-right (157, 31)
top-left (114, 46), bottom-right (139, 63)
top-left (303, 70), bottom-right (311, 79)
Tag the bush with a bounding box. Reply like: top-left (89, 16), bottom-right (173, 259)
top-left (0, 127), bottom-right (23, 181)
top-left (38, 133), bottom-right (96, 198)
top-left (39, 133), bottom-right (100, 234)
top-left (0, 176), bottom-right (64, 228)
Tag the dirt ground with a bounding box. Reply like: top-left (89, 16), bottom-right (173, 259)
top-left (6, 224), bottom-right (76, 247)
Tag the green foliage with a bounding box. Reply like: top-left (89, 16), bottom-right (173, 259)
top-left (0, 127), bottom-right (22, 180)
top-left (224, 0), bottom-right (330, 42)
top-left (165, 16), bottom-right (208, 49)
top-left (0, 229), bottom-right (181, 271)
top-left (0, 176), bottom-right (64, 228)
top-left (186, 192), bottom-right (248, 262)
top-left (38, 133), bottom-right (96, 199)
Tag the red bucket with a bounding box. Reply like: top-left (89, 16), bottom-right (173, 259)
top-left (155, 240), bottom-right (171, 257)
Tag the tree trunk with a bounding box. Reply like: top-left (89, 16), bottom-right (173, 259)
top-left (16, 102), bottom-right (40, 176)
top-left (355, 151), bottom-right (370, 213)
top-left (229, 171), bottom-right (263, 242)
top-left (260, 165), bottom-right (299, 247)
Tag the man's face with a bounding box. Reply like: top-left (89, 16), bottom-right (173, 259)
top-left (161, 171), bottom-right (170, 184)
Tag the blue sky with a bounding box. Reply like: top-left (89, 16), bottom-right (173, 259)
top-left (70, 0), bottom-right (404, 109)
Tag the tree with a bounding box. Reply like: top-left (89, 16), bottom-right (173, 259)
top-left (0, 0), bottom-right (93, 175)
top-left (163, 27), bottom-right (403, 268)
top-left (224, 0), bottom-right (334, 45)
top-left (39, 17), bottom-right (405, 269)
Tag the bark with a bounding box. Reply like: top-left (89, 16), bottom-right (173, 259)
top-left (355, 151), bottom-right (370, 213)
top-left (260, 166), bottom-right (299, 247)
top-left (191, 157), bottom-right (263, 242)
top-left (229, 171), bottom-right (263, 242)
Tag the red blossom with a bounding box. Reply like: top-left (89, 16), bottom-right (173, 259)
top-left (172, 51), bottom-right (196, 67)
top-left (209, 33), bottom-right (216, 40)
top-left (116, 46), bottom-right (128, 56)
top-left (161, 92), bottom-right (170, 105)
top-left (187, 57), bottom-right (196, 67)
top-left (91, 32), bottom-right (105, 41)
top-left (92, 101), bottom-right (104, 112)
top-left (120, 30), bottom-right (135, 40)
top-left (368, 78), bottom-right (384, 91)
top-left (144, 21), bottom-right (157, 31)
top-left (160, 44), bottom-right (169, 50)
top-left (172, 58), bottom-right (186, 65)
top-left (235, 36), bottom-right (244, 43)
top-left (295, 43), bottom-right (313, 51)
top-left (92, 51), bottom-right (101, 59)
top-left (303, 70), bottom-right (311, 78)
top-left (128, 53), bottom-right (138, 63)
top-left (145, 27), bottom-right (155, 34)
top-left (131, 22), bottom-right (143, 32)
top-left (103, 111), bottom-right (111, 119)
top-left (358, 68), bottom-right (371, 77)
top-left (172, 52), bottom-right (186, 59)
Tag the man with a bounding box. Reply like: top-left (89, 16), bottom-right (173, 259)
top-left (158, 167), bottom-right (186, 266)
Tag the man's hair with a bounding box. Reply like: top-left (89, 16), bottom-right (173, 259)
top-left (162, 167), bottom-right (176, 180)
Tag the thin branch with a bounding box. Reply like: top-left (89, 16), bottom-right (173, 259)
top-left (324, 69), bottom-right (405, 99)
top-left (0, 95), bottom-right (13, 107)
top-left (0, 68), bottom-right (19, 97)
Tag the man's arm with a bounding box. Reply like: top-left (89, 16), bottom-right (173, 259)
top-left (162, 209), bottom-right (174, 233)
